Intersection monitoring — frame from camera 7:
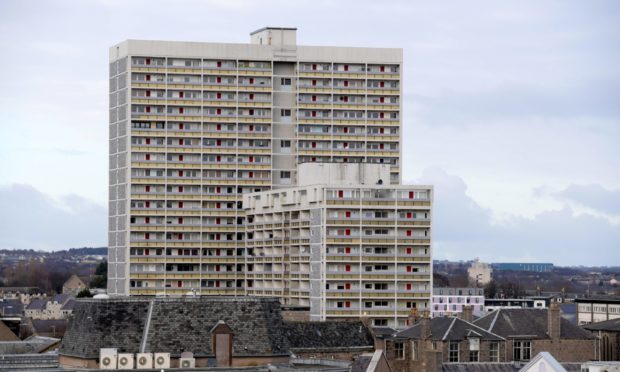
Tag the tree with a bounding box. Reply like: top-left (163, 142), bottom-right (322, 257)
top-left (485, 280), bottom-right (498, 298)
top-left (76, 288), bottom-right (93, 298)
top-left (90, 260), bottom-right (108, 288)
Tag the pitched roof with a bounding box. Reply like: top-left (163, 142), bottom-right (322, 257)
top-left (61, 299), bottom-right (76, 311)
top-left (0, 320), bottom-right (19, 341)
top-left (0, 336), bottom-right (61, 354)
top-left (63, 274), bottom-right (86, 287)
top-left (0, 299), bottom-right (24, 316)
top-left (394, 317), bottom-right (504, 341)
top-left (59, 297), bottom-right (290, 359)
top-left (474, 309), bottom-right (594, 339)
top-left (582, 318), bottom-right (620, 332)
top-left (32, 319), bottom-right (68, 337)
top-left (520, 352), bottom-right (567, 372)
top-left (26, 299), bottom-right (46, 310)
top-left (283, 321), bottom-right (374, 350)
top-left (51, 293), bottom-right (72, 304)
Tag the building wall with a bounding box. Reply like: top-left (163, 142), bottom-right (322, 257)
top-left (109, 33), bottom-right (403, 297)
top-left (502, 339), bottom-right (596, 363)
top-left (244, 182), bottom-right (432, 328)
top-left (577, 301), bottom-right (620, 325)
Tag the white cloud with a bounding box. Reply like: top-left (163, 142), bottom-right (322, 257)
top-left (0, 184), bottom-right (107, 250)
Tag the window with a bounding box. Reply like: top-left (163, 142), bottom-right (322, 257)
top-left (395, 342), bottom-right (404, 360)
top-left (280, 171), bottom-right (291, 179)
top-left (281, 78), bottom-right (291, 85)
top-left (280, 140), bottom-right (291, 148)
top-left (469, 350), bottom-right (479, 362)
top-left (513, 340), bottom-right (531, 361)
top-left (411, 341), bottom-right (418, 360)
top-left (448, 341), bottom-right (459, 362)
top-left (489, 342), bottom-right (500, 362)
top-left (280, 109), bottom-right (291, 117)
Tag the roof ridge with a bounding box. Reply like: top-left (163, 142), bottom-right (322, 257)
top-left (488, 309), bottom-right (501, 332)
top-left (442, 317), bottom-right (458, 341)
top-left (458, 318), bottom-right (506, 341)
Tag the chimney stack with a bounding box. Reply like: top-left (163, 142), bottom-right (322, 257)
top-left (420, 309), bottom-right (431, 341)
top-left (460, 305), bottom-right (474, 323)
top-left (548, 301), bottom-right (561, 340)
top-left (407, 308), bottom-right (419, 327)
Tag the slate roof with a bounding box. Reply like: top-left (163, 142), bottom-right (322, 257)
top-left (51, 293), bottom-right (72, 304)
top-left (583, 318), bottom-right (620, 332)
top-left (32, 319), bottom-right (68, 337)
top-left (61, 299), bottom-right (76, 311)
top-left (283, 321), bottom-right (374, 350)
top-left (59, 297), bottom-right (291, 359)
top-left (0, 336), bottom-right (60, 354)
top-left (372, 326), bottom-right (397, 337)
top-left (0, 299), bottom-right (24, 316)
top-left (474, 309), bottom-right (594, 339)
top-left (26, 299), bottom-right (46, 311)
top-left (394, 317), bottom-right (504, 341)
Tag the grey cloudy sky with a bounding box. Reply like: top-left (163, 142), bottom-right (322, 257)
top-left (0, 0), bottom-right (618, 265)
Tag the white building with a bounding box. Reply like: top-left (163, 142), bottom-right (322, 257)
top-left (243, 163), bottom-right (432, 328)
top-left (468, 259), bottom-right (492, 286)
top-left (432, 287), bottom-right (485, 317)
top-left (108, 27), bottom-right (404, 296)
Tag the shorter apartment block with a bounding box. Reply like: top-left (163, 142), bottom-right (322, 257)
top-left (576, 297), bottom-right (620, 325)
top-left (432, 287), bottom-right (484, 317)
top-left (243, 163), bottom-right (432, 328)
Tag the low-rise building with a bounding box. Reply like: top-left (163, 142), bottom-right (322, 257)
top-left (384, 309), bottom-right (506, 371)
top-left (474, 303), bottom-right (596, 363)
top-left (432, 287), bottom-right (484, 318)
top-left (576, 297), bottom-right (620, 325)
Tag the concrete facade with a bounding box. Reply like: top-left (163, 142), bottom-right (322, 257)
top-left (243, 163), bottom-right (432, 328)
top-left (108, 27), bottom-right (403, 296)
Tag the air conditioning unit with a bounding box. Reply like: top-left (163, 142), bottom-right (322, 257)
top-left (179, 357), bottom-right (196, 368)
top-left (117, 353), bottom-right (134, 369)
top-left (100, 348), bottom-right (118, 370)
top-left (135, 353), bottom-right (153, 369)
top-left (153, 352), bottom-right (170, 369)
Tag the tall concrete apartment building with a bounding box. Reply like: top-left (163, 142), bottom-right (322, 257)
top-left (108, 27), bottom-right (430, 327)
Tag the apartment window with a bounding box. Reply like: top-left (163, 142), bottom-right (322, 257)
top-left (281, 78), bottom-right (291, 85)
top-left (513, 340), bottom-right (531, 361)
top-left (489, 342), bottom-right (500, 362)
top-left (280, 140), bottom-right (291, 148)
top-left (395, 342), bottom-right (404, 360)
top-left (280, 171), bottom-right (291, 179)
top-left (281, 109), bottom-right (291, 117)
top-left (448, 341), bottom-right (459, 362)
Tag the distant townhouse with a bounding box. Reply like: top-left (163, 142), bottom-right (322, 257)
top-left (25, 294), bottom-right (75, 320)
top-left (62, 275), bottom-right (88, 295)
top-left (432, 287), bottom-right (484, 318)
top-left (0, 299), bottom-right (24, 317)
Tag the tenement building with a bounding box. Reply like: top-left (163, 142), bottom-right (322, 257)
top-left (244, 163), bottom-right (432, 327)
top-left (108, 27), bottom-right (404, 297)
